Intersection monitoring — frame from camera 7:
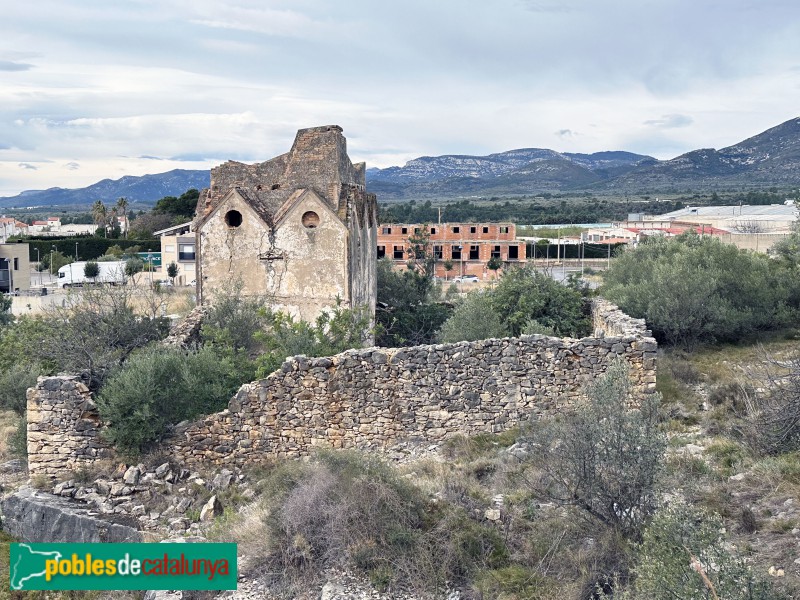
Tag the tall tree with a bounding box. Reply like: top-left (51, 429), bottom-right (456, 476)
top-left (92, 200), bottom-right (108, 237)
top-left (116, 197), bottom-right (129, 238)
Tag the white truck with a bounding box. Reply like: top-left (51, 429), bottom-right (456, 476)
top-left (57, 261), bottom-right (127, 288)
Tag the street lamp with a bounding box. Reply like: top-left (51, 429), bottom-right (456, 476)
top-left (50, 246), bottom-right (55, 277)
top-left (456, 245), bottom-right (464, 292)
top-left (75, 242), bottom-right (78, 261)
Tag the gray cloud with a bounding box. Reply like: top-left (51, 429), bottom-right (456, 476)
top-left (65, 162), bottom-right (80, 170)
top-left (0, 60), bottom-right (33, 72)
top-left (18, 163), bottom-right (37, 170)
top-left (0, 0), bottom-right (799, 195)
top-left (644, 114), bottom-right (694, 129)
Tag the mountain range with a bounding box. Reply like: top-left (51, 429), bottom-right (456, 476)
top-left (1, 117), bottom-right (799, 208)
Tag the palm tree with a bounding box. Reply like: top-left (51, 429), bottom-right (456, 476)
top-left (92, 201), bottom-right (108, 237)
top-left (116, 197), bottom-right (129, 238)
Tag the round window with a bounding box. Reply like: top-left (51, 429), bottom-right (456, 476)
top-left (302, 211), bottom-right (320, 229)
top-left (225, 210), bottom-right (243, 228)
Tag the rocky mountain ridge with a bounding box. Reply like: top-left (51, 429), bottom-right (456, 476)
top-left (1, 117), bottom-right (798, 208)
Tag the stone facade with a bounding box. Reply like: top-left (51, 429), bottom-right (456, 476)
top-left (26, 375), bottom-right (114, 477)
top-left (24, 300), bottom-right (656, 476)
top-left (195, 125), bottom-right (378, 325)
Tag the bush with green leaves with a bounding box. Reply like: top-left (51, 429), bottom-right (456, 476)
top-left (0, 362), bottom-right (39, 415)
top-left (0, 294), bottom-right (12, 327)
top-left (124, 256), bottom-right (144, 277)
top-left (201, 283), bottom-right (270, 356)
top-left (490, 265), bottom-right (591, 338)
top-left (437, 290), bottom-right (508, 343)
top-left (376, 258), bottom-right (450, 347)
top-left (254, 302), bottom-right (373, 377)
top-left (437, 265), bottom-right (590, 343)
top-left (524, 360), bottom-right (665, 540)
top-left (603, 233), bottom-right (797, 349)
top-left (96, 345), bottom-right (246, 456)
top-left (83, 261), bottom-right (99, 280)
top-left (616, 501), bottom-right (783, 600)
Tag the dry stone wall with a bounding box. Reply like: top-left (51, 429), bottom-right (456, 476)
top-left (26, 375), bottom-right (114, 477)
top-left (169, 299), bottom-right (657, 468)
top-left (25, 299), bottom-right (657, 476)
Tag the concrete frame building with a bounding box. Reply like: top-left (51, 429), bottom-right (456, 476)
top-left (377, 222), bottom-right (526, 279)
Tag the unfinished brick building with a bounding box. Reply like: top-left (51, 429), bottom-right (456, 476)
top-left (377, 222), bottom-right (526, 279)
top-left (194, 126), bottom-right (378, 323)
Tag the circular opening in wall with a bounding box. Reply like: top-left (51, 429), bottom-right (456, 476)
top-left (302, 211), bottom-right (320, 229)
top-left (225, 210), bottom-right (243, 228)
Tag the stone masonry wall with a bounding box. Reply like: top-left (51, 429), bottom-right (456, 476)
top-left (26, 376), bottom-right (114, 477)
top-left (25, 299), bottom-right (657, 476)
top-left (169, 299), bottom-right (657, 468)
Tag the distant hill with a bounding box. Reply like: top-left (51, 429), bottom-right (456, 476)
top-left (607, 117), bottom-right (800, 191)
top-left (0, 169), bottom-right (209, 209)
top-left (3, 117), bottom-right (800, 208)
top-left (366, 149), bottom-right (652, 199)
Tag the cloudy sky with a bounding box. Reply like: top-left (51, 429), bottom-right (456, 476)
top-left (1, 0), bottom-right (799, 197)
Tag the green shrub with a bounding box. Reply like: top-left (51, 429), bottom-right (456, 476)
top-left (617, 502), bottom-right (784, 600)
top-left (0, 362), bottom-right (38, 415)
top-left (603, 233), bottom-right (797, 349)
top-left (437, 291), bottom-right (507, 343)
top-left (490, 265), bottom-right (591, 337)
top-left (376, 258), bottom-right (450, 347)
top-left (96, 346), bottom-right (246, 456)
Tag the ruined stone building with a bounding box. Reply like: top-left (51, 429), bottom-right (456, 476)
top-left (194, 126), bottom-right (378, 324)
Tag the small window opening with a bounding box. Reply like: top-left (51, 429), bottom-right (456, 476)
top-left (302, 211), bottom-right (320, 229)
top-left (377, 246), bottom-right (386, 259)
top-left (491, 246), bottom-right (501, 259)
top-left (508, 246), bottom-right (519, 259)
top-left (470, 226), bottom-right (477, 234)
top-left (393, 246), bottom-right (404, 260)
top-left (271, 183), bottom-right (281, 190)
top-left (430, 227), bottom-right (437, 234)
top-left (225, 210), bottom-right (243, 228)
top-left (452, 246), bottom-right (462, 260)
top-left (483, 226), bottom-right (489, 234)
top-left (469, 245), bottom-right (480, 260)
top-left (401, 227), bottom-right (408, 234)
top-left (452, 226), bottom-right (460, 234)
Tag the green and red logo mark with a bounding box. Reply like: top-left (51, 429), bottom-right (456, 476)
top-left (10, 543), bottom-right (237, 591)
